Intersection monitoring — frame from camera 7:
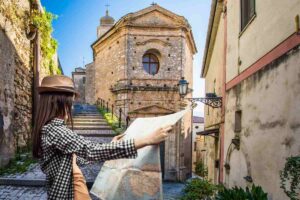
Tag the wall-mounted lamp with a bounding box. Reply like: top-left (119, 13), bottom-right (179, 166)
top-left (178, 77), bottom-right (222, 108)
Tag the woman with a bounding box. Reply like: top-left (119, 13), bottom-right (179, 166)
top-left (32, 75), bottom-right (172, 200)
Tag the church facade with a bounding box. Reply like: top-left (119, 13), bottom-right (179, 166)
top-left (87, 4), bottom-right (197, 181)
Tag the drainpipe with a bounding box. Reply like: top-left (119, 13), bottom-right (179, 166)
top-left (219, 0), bottom-right (227, 184)
top-left (29, 1), bottom-right (41, 124)
top-left (33, 32), bottom-right (40, 122)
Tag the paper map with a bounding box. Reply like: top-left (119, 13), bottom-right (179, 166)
top-left (90, 108), bottom-right (189, 200)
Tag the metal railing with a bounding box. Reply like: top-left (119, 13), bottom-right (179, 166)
top-left (96, 98), bottom-right (130, 129)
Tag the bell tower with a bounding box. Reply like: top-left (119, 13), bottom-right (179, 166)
top-left (97, 5), bottom-right (115, 38)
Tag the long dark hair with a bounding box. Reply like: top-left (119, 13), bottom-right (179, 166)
top-left (32, 92), bottom-right (74, 158)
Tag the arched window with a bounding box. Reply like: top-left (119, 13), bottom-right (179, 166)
top-left (142, 53), bottom-right (159, 75)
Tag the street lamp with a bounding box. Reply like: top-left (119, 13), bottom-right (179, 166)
top-left (178, 77), bottom-right (222, 108)
top-left (178, 77), bottom-right (189, 97)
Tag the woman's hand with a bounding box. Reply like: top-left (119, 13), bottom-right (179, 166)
top-left (112, 133), bottom-right (126, 142)
top-left (134, 125), bottom-right (173, 149)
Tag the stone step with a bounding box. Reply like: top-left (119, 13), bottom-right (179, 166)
top-left (74, 114), bottom-right (102, 117)
top-left (73, 125), bottom-right (112, 130)
top-left (72, 121), bottom-right (109, 125)
top-left (74, 113), bottom-right (100, 116)
top-left (79, 133), bottom-right (115, 137)
top-left (72, 119), bottom-right (107, 122)
top-left (75, 110), bottom-right (99, 114)
top-left (73, 115), bottom-right (104, 118)
top-left (73, 118), bottom-right (105, 121)
top-left (74, 130), bottom-right (115, 136)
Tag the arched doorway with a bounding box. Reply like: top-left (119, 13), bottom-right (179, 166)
top-left (225, 142), bottom-right (251, 188)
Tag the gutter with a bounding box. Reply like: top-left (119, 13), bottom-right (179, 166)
top-left (201, 0), bottom-right (218, 78)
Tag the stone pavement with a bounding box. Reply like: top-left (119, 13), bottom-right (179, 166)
top-left (0, 182), bottom-right (184, 200)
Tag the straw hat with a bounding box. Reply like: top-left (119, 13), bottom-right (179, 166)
top-left (38, 75), bottom-right (79, 97)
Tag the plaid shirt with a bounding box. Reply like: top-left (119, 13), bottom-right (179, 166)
top-left (39, 118), bottom-right (137, 199)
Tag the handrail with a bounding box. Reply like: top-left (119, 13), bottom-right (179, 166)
top-left (96, 98), bottom-right (130, 129)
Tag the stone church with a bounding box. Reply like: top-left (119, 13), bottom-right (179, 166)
top-left (85, 4), bottom-right (197, 181)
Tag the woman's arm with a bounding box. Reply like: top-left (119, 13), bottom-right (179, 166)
top-left (48, 124), bottom-right (173, 162)
top-left (47, 126), bottom-right (136, 162)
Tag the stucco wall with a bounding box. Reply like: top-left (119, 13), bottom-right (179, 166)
top-left (226, 0), bottom-right (300, 81)
top-left (224, 46), bottom-right (300, 200)
top-left (192, 122), bottom-right (204, 172)
top-left (203, 15), bottom-right (225, 183)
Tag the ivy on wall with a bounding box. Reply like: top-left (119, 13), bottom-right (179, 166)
top-left (280, 156), bottom-right (300, 200)
top-left (31, 8), bottom-right (61, 75)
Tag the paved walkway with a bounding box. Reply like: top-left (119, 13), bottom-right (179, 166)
top-left (0, 182), bottom-right (184, 200)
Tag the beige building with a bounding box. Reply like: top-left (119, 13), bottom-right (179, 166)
top-left (201, 0), bottom-right (300, 199)
top-left (191, 116), bottom-right (204, 172)
top-left (87, 4), bottom-right (197, 181)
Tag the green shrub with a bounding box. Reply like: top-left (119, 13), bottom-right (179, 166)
top-left (181, 178), bottom-right (218, 200)
top-left (195, 160), bottom-right (208, 178)
top-left (215, 184), bottom-right (268, 200)
top-left (280, 156), bottom-right (300, 200)
top-left (98, 107), bottom-right (125, 134)
top-left (0, 153), bottom-right (37, 176)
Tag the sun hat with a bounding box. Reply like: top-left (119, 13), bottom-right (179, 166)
top-left (38, 75), bottom-right (80, 97)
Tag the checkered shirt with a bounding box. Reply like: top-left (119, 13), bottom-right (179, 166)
top-left (39, 118), bottom-right (137, 199)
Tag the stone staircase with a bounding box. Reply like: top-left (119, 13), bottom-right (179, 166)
top-left (72, 104), bottom-right (115, 137)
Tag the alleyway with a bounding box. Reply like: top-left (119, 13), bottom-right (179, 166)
top-left (0, 105), bottom-right (184, 200)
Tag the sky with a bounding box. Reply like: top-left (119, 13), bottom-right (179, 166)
top-left (40, 0), bottom-right (211, 117)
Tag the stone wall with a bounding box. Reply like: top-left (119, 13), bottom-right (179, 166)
top-left (92, 4), bottom-right (196, 181)
top-left (0, 0), bottom-right (33, 167)
top-left (94, 29), bottom-right (126, 104)
top-left (85, 62), bottom-right (95, 104)
top-left (73, 72), bottom-right (86, 103)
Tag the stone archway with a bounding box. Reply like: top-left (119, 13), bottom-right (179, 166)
top-left (224, 141), bottom-right (252, 188)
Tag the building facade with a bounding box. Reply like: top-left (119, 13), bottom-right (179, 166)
top-left (72, 67), bottom-right (86, 103)
top-left (192, 116), bottom-right (204, 172)
top-left (85, 62), bottom-right (96, 104)
top-left (201, 0), bottom-right (300, 199)
top-left (88, 4), bottom-right (197, 181)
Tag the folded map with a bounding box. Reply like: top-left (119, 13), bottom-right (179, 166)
top-left (90, 108), bottom-right (190, 200)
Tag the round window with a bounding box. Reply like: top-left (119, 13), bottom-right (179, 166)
top-left (142, 53), bottom-right (159, 75)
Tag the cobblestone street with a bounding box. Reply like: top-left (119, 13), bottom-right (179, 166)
top-left (0, 182), bottom-right (184, 200)
top-left (0, 142), bottom-right (185, 199)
